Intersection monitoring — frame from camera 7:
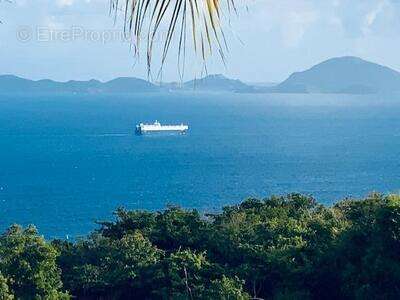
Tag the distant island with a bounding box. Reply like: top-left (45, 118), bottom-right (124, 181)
top-left (0, 74), bottom-right (250, 94)
top-left (2, 56), bottom-right (400, 94)
top-left (0, 75), bottom-right (158, 94)
top-left (182, 74), bottom-right (251, 91)
top-left (272, 56), bottom-right (400, 94)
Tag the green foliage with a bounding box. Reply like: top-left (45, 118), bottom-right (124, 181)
top-left (54, 231), bottom-right (161, 298)
top-left (334, 193), bottom-right (400, 300)
top-left (0, 225), bottom-right (69, 299)
top-left (206, 276), bottom-right (250, 300)
top-left (99, 206), bottom-right (210, 251)
top-left (159, 250), bottom-right (211, 299)
top-left (206, 194), bottom-right (346, 298)
top-left (1, 194), bottom-right (400, 299)
top-left (0, 273), bottom-right (14, 300)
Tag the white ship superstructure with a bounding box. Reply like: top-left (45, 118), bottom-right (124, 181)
top-left (136, 121), bottom-right (189, 135)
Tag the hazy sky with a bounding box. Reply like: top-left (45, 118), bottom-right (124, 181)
top-left (1, 0), bottom-right (400, 82)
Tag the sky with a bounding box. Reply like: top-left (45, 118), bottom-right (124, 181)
top-left (1, 0), bottom-right (400, 83)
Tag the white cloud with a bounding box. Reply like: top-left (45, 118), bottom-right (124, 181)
top-left (233, 0), bottom-right (318, 48)
top-left (281, 9), bottom-right (318, 47)
top-left (57, 0), bottom-right (75, 7)
top-left (362, 0), bottom-right (387, 35)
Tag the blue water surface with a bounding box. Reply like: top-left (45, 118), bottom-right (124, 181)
top-left (0, 92), bottom-right (400, 238)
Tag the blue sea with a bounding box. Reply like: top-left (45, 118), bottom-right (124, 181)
top-left (1, 92), bottom-right (400, 238)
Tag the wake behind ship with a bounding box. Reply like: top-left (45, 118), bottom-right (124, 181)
top-left (136, 121), bottom-right (189, 135)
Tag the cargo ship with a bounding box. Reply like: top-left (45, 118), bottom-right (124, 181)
top-left (135, 121), bottom-right (189, 135)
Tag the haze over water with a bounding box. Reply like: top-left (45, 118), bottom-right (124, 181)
top-left (1, 92), bottom-right (400, 238)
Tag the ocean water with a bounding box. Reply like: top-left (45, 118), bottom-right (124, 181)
top-left (1, 92), bottom-right (400, 238)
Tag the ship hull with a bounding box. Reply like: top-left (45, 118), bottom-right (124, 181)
top-left (136, 129), bottom-right (188, 135)
top-left (135, 123), bottom-right (188, 135)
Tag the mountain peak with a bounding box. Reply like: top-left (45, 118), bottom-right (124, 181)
top-left (325, 56), bottom-right (364, 62)
top-left (276, 56), bottom-right (400, 94)
top-left (203, 74), bottom-right (227, 80)
top-left (184, 74), bottom-right (249, 91)
top-left (310, 56), bottom-right (373, 69)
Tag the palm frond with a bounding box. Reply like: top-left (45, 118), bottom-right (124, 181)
top-left (110, 0), bottom-right (236, 78)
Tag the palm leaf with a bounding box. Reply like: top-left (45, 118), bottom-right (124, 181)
top-left (110, 0), bottom-right (236, 77)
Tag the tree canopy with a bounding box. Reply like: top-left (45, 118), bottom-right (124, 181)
top-left (1, 193), bottom-right (400, 299)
